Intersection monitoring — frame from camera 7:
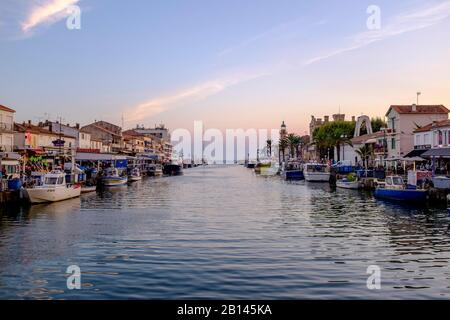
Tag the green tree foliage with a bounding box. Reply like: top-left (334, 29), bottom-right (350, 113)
top-left (371, 117), bottom-right (387, 133)
top-left (312, 121), bottom-right (355, 161)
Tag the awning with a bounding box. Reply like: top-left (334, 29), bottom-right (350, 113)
top-left (422, 148), bottom-right (450, 158)
top-left (404, 149), bottom-right (428, 159)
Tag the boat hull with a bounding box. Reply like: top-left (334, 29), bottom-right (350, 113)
top-left (305, 172), bottom-right (330, 182)
top-left (336, 180), bottom-right (360, 189)
top-left (163, 165), bottom-right (183, 176)
top-left (374, 188), bottom-right (428, 202)
top-left (102, 177), bottom-right (128, 187)
top-left (283, 170), bottom-right (304, 180)
top-left (81, 186), bottom-right (97, 193)
top-left (128, 176), bottom-right (142, 182)
top-left (25, 186), bottom-right (81, 204)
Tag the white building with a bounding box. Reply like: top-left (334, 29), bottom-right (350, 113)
top-left (384, 104), bottom-right (449, 159)
top-left (0, 105), bottom-right (16, 152)
top-left (414, 119), bottom-right (450, 150)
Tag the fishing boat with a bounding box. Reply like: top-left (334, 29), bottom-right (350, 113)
top-left (246, 162), bottom-right (256, 169)
top-left (374, 176), bottom-right (428, 202)
top-left (81, 185), bottom-right (97, 193)
top-left (281, 161), bottom-right (304, 180)
top-left (259, 162), bottom-right (280, 176)
top-left (336, 178), bottom-right (361, 189)
top-left (146, 164), bottom-right (163, 177)
top-left (254, 161), bottom-right (272, 174)
top-left (304, 163), bottom-right (331, 182)
top-left (24, 170), bottom-right (81, 204)
top-left (128, 167), bottom-right (142, 182)
top-left (163, 163), bottom-right (183, 176)
top-left (102, 168), bottom-right (128, 187)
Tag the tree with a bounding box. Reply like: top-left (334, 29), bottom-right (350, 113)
top-left (286, 134), bottom-right (302, 159)
top-left (278, 138), bottom-right (288, 164)
top-left (356, 145), bottom-right (373, 169)
top-left (312, 121), bottom-right (355, 161)
top-left (371, 117), bottom-right (387, 133)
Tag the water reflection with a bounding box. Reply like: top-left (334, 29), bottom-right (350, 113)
top-left (1, 166), bottom-right (450, 299)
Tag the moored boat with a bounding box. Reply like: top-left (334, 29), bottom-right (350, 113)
top-left (146, 164), bottom-right (163, 177)
top-left (336, 178), bottom-right (361, 190)
top-left (128, 167), bottom-right (142, 182)
top-left (102, 168), bottom-right (128, 187)
top-left (163, 164), bottom-right (183, 176)
top-left (81, 185), bottom-right (97, 193)
top-left (374, 176), bottom-right (428, 202)
top-left (24, 170), bottom-right (81, 204)
top-left (282, 161), bottom-right (304, 180)
top-left (304, 163), bottom-right (331, 182)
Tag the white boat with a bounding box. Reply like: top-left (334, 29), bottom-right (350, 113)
top-left (24, 170), bottom-right (81, 204)
top-left (102, 168), bottom-right (128, 187)
top-left (128, 167), bottom-right (142, 182)
top-left (336, 178), bottom-right (361, 189)
top-left (304, 163), bottom-right (331, 182)
top-left (81, 185), bottom-right (97, 193)
top-left (146, 164), bottom-right (163, 177)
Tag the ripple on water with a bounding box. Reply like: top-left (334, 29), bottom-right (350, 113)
top-left (1, 166), bottom-right (450, 299)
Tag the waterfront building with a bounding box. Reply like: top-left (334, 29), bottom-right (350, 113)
top-left (411, 119), bottom-right (450, 160)
top-left (80, 121), bottom-right (123, 153)
top-left (132, 124), bottom-right (172, 161)
top-left (384, 104), bottom-right (449, 160)
top-left (14, 121), bottom-right (77, 154)
top-left (0, 105), bottom-right (16, 152)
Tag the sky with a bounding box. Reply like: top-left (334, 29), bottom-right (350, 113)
top-left (1, 0), bottom-right (450, 135)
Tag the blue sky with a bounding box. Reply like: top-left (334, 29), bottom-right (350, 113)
top-left (1, 0), bottom-right (450, 134)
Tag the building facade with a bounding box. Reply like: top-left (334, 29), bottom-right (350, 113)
top-left (384, 105), bottom-right (449, 159)
top-left (0, 105), bottom-right (15, 152)
top-left (14, 121), bottom-right (76, 154)
top-left (80, 121), bottom-right (123, 153)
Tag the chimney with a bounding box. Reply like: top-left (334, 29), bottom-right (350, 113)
top-left (76, 123), bottom-right (80, 129)
top-left (412, 104), bottom-right (417, 112)
top-left (28, 120), bottom-right (31, 125)
top-left (324, 116), bottom-right (329, 123)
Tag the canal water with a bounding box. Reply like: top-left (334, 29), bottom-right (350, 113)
top-left (1, 165), bottom-right (450, 299)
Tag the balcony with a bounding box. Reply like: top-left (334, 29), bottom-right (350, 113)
top-left (0, 122), bottom-right (14, 133)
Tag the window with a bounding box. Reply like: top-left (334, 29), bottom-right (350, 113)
top-left (391, 138), bottom-right (396, 150)
top-left (390, 118), bottom-right (395, 131)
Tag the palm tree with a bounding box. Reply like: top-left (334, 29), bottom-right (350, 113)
top-left (266, 139), bottom-right (272, 157)
top-left (285, 134), bottom-right (302, 159)
top-left (356, 145), bottom-right (373, 169)
top-left (278, 138), bottom-right (288, 165)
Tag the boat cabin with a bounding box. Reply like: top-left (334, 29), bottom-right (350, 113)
top-left (42, 171), bottom-right (67, 187)
top-left (305, 163), bottom-right (329, 173)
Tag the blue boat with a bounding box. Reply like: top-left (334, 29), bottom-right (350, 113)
top-left (282, 161), bottom-right (304, 181)
top-left (374, 176), bottom-right (428, 202)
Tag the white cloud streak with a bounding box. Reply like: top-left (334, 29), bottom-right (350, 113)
top-left (22, 0), bottom-right (79, 33)
top-left (126, 71), bottom-right (270, 123)
top-left (304, 0), bottom-right (450, 65)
